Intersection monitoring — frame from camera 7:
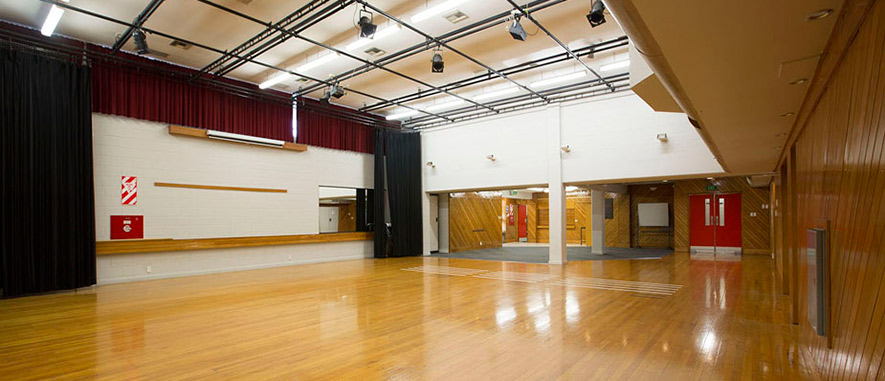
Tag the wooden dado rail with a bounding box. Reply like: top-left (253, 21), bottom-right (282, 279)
top-left (96, 232), bottom-right (372, 256)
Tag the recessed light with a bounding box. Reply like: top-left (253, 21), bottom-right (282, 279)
top-left (780, 112), bottom-right (795, 117)
top-left (789, 78), bottom-right (808, 85)
top-left (806, 9), bottom-right (834, 21)
top-left (775, 132), bottom-right (787, 137)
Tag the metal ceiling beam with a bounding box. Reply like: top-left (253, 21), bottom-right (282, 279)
top-left (196, 0), bottom-right (496, 114)
top-left (506, 0), bottom-right (614, 91)
top-left (406, 72), bottom-right (629, 127)
top-left (36, 0), bottom-right (444, 123)
top-left (195, 0), bottom-right (347, 81)
top-left (354, 0), bottom-right (548, 104)
top-left (111, 0), bottom-right (165, 54)
top-left (295, 0), bottom-right (564, 97)
top-left (361, 36), bottom-right (629, 112)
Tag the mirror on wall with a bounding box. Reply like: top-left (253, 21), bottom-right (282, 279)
top-left (318, 186), bottom-right (373, 233)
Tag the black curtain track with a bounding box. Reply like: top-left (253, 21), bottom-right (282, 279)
top-left (0, 46), bottom-right (96, 298)
top-left (373, 129), bottom-right (387, 258)
top-left (384, 130), bottom-right (423, 257)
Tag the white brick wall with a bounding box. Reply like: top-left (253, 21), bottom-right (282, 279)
top-left (92, 114), bottom-right (374, 283)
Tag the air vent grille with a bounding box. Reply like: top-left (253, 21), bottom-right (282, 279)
top-left (443, 10), bottom-right (468, 24)
top-left (169, 39), bottom-right (192, 50)
top-left (364, 47), bottom-right (386, 57)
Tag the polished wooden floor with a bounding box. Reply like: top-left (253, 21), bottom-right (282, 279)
top-left (0, 253), bottom-right (816, 380)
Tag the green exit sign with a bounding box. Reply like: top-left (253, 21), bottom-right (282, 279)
top-left (706, 185), bottom-right (719, 191)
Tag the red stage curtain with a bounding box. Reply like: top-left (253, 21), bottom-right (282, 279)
top-left (91, 50), bottom-right (293, 142)
top-left (296, 97), bottom-right (397, 154)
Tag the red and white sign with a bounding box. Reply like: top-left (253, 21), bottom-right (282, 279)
top-left (121, 176), bottom-right (137, 205)
top-left (110, 215), bottom-right (143, 240)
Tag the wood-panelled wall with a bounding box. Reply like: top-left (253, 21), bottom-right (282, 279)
top-left (449, 193), bottom-right (503, 252)
top-left (673, 177), bottom-right (772, 254)
top-left (503, 197), bottom-right (538, 243)
top-left (629, 184), bottom-right (675, 248)
top-left (338, 203), bottom-right (356, 232)
top-left (776, 2), bottom-right (885, 378)
top-left (605, 193), bottom-right (631, 248)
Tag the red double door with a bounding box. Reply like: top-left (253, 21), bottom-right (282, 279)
top-left (689, 193), bottom-right (742, 251)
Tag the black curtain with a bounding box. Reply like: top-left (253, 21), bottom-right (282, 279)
top-left (384, 130), bottom-right (423, 257)
top-left (373, 129), bottom-right (387, 258)
top-left (1, 46), bottom-right (96, 298)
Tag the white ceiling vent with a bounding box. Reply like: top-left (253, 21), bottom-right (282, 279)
top-left (364, 47), bottom-right (386, 57)
top-left (443, 10), bottom-right (469, 24)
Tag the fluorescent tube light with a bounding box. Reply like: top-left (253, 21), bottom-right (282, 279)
top-left (529, 71), bottom-right (587, 88)
top-left (410, 0), bottom-right (469, 23)
top-left (346, 24), bottom-right (401, 51)
top-left (207, 130), bottom-right (285, 148)
top-left (386, 110), bottom-right (419, 120)
top-left (473, 87), bottom-right (519, 101)
top-left (296, 52), bottom-right (339, 73)
top-left (259, 73), bottom-right (294, 89)
top-left (41, 5), bottom-right (65, 37)
top-left (600, 60), bottom-right (630, 72)
top-left (425, 99), bottom-right (463, 111)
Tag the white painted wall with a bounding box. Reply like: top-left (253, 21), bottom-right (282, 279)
top-left (421, 92), bottom-right (722, 193)
top-left (92, 114), bottom-right (374, 283)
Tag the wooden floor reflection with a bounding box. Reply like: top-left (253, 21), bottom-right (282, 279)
top-left (0, 253), bottom-right (814, 380)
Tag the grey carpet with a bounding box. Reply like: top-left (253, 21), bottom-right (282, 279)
top-left (432, 246), bottom-right (672, 264)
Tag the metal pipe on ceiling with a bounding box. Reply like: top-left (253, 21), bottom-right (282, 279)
top-left (361, 36), bottom-right (629, 112)
top-left (111, 0), bottom-right (165, 54)
top-left (505, 0), bottom-right (614, 91)
top-left (195, 0), bottom-right (495, 115)
top-left (294, 0), bottom-right (564, 97)
top-left (353, 0), bottom-right (548, 104)
top-left (406, 72), bottom-right (630, 127)
top-left (36, 0), bottom-right (442, 123)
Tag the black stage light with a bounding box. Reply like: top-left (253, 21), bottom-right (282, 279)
top-left (330, 85), bottom-right (346, 99)
top-left (358, 11), bottom-right (377, 39)
top-left (431, 52), bottom-right (444, 73)
top-left (508, 18), bottom-right (527, 41)
top-left (586, 0), bottom-right (606, 27)
top-left (133, 29), bottom-right (150, 54)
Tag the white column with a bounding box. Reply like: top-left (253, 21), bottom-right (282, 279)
top-left (547, 105), bottom-right (567, 264)
top-left (591, 189), bottom-right (606, 255)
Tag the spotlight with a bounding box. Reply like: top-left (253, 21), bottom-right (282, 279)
top-left (322, 83), bottom-right (346, 102)
top-left (586, 0), bottom-right (606, 28)
top-left (508, 15), bottom-right (527, 41)
top-left (656, 133), bottom-right (668, 142)
top-left (133, 29), bottom-right (150, 54)
top-left (431, 51), bottom-right (444, 73)
top-left (358, 10), bottom-right (377, 39)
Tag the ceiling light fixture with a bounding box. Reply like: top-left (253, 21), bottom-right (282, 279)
top-left (386, 110), bottom-right (419, 120)
top-left (357, 9), bottom-right (377, 39)
top-left (508, 11), bottom-right (528, 41)
top-left (41, 4), bottom-right (65, 37)
top-left (426, 99), bottom-right (463, 111)
top-left (586, 0), bottom-right (606, 27)
top-left (807, 9), bottom-right (834, 21)
top-left (411, 0), bottom-right (470, 23)
top-left (789, 78), bottom-right (808, 85)
top-left (132, 29), bottom-right (150, 54)
top-left (529, 71), bottom-right (587, 88)
top-left (296, 52), bottom-right (339, 73)
top-left (259, 73), bottom-right (294, 89)
top-left (656, 133), bottom-right (668, 142)
top-left (431, 48), bottom-right (445, 73)
top-left (346, 24), bottom-right (400, 51)
top-left (600, 60), bottom-right (630, 72)
top-left (474, 87), bottom-right (519, 101)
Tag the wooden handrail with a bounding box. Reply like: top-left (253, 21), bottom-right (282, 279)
top-left (96, 232), bottom-right (372, 255)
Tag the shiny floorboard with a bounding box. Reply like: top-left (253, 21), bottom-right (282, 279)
top-left (0, 253), bottom-right (815, 380)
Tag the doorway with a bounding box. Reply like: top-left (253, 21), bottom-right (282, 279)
top-left (429, 194), bottom-right (439, 253)
top-left (689, 192), bottom-right (742, 255)
top-left (517, 204), bottom-right (528, 242)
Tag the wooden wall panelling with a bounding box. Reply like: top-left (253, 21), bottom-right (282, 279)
top-left (96, 232), bottom-right (373, 255)
top-left (448, 193), bottom-right (503, 252)
top-left (533, 193), bottom-right (592, 245)
top-left (605, 192), bottom-right (631, 248)
top-left (672, 177), bottom-right (771, 254)
top-left (630, 184), bottom-right (674, 249)
top-left (781, 3), bottom-right (885, 378)
top-left (337, 203), bottom-right (356, 232)
top-left (503, 198), bottom-right (518, 243)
